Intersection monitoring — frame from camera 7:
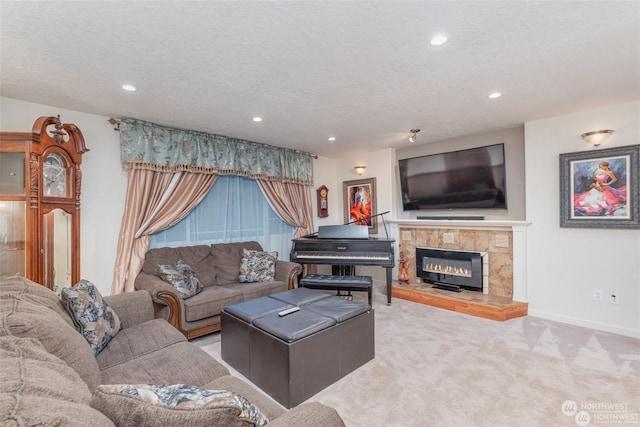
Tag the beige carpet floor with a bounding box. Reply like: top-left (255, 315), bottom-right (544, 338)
top-left (194, 284), bottom-right (640, 427)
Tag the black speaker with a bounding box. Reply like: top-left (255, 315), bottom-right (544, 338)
top-left (417, 216), bottom-right (485, 220)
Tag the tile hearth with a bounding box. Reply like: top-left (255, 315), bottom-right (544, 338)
top-left (390, 281), bottom-right (528, 321)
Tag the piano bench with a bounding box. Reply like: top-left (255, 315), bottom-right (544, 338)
top-left (299, 274), bottom-right (373, 306)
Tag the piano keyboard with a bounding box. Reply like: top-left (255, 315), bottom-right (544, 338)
top-left (293, 251), bottom-right (391, 260)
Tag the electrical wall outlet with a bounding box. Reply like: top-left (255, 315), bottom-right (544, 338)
top-left (443, 233), bottom-right (455, 244)
top-left (593, 289), bottom-right (603, 301)
top-left (609, 294), bottom-right (619, 304)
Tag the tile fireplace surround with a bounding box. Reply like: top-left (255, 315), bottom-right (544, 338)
top-left (389, 219), bottom-right (531, 302)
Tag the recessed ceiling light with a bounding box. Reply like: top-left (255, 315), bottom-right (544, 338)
top-left (430, 34), bottom-right (448, 46)
top-left (488, 92), bottom-right (502, 99)
top-left (328, 137), bottom-right (336, 141)
top-left (121, 84), bottom-right (137, 92)
top-left (253, 117), bottom-right (263, 122)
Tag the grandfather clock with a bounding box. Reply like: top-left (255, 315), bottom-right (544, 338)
top-left (0, 116), bottom-right (89, 292)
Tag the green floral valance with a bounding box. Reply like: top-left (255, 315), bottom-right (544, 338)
top-left (119, 118), bottom-right (313, 184)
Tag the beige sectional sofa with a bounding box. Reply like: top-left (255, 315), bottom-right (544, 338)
top-left (0, 275), bottom-right (344, 427)
top-left (135, 241), bottom-right (303, 339)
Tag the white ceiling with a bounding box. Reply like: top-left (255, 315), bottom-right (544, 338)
top-left (1, 1), bottom-right (639, 158)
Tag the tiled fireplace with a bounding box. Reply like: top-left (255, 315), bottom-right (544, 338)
top-left (390, 219), bottom-right (530, 302)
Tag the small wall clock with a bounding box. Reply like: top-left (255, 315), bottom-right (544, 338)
top-left (317, 185), bottom-right (329, 217)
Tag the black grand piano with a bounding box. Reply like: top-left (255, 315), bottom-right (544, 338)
top-left (290, 223), bottom-right (395, 304)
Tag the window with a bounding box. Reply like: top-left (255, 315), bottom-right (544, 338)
top-left (150, 176), bottom-right (295, 259)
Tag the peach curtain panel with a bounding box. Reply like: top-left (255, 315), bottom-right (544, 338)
top-left (257, 180), bottom-right (315, 238)
top-left (111, 170), bottom-right (216, 295)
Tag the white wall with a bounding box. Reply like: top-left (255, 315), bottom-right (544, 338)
top-left (312, 149), bottom-right (396, 281)
top-left (525, 100), bottom-right (640, 338)
top-left (1, 97), bottom-right (127, 296)
top-left (395, 126), bottom-right (526, 221)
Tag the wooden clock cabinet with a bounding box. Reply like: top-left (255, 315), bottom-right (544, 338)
top-left (0, 116), bottom-right (89, 292)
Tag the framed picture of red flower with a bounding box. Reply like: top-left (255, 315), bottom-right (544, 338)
top-left (560, 145), bottom-right (639, 229)
top-left (343, 177), bottom-right (377, 234)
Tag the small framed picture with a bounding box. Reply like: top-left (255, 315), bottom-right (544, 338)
top-left (343, 177), bottom-right (378, 234)
top-left (560, 145), bottom-right (639, 228)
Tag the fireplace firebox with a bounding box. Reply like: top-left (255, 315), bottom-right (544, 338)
top-left (415, 247), bottom-right (483, 292)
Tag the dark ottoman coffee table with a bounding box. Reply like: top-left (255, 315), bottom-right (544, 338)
top-left (221, 288), bottom-right (375, 408)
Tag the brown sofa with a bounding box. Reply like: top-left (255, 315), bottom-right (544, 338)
top-left (0, 275), bottom-right (345, 426)
top-left (135, 241), bottom-right (303, 339)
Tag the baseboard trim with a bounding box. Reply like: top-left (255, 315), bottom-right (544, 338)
top-left (527, 309), bottom-right (640, 338)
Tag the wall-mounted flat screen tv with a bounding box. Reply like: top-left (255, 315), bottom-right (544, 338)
top-left (399, 143), bottom-right (507, 211)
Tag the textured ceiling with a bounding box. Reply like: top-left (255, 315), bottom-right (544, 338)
top-left (1, 1), bottom-right (639, 158)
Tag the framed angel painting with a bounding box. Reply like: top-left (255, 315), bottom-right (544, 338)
top-left (343, 177), bottom-right (378, 234)
top-left (560, 145), bottom-right (639, 229)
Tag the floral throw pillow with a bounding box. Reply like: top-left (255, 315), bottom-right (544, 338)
top-left (93, 384), bottom-right (269, 426)
top-left (239, 249), bottom-right (278, 283)
top-left (158, 259), bottom-right (202, 299)
top-left (61, 279), bottom-right (122, 356)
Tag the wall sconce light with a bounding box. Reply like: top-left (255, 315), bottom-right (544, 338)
top-left (409, 128), bottom-right (420, 143)
top-left (354, 165), bottom-right (367, 176)
top-left (107, 117), bottom-right (121, 131)
top-left (581, 129), bottom-right (613, 147)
